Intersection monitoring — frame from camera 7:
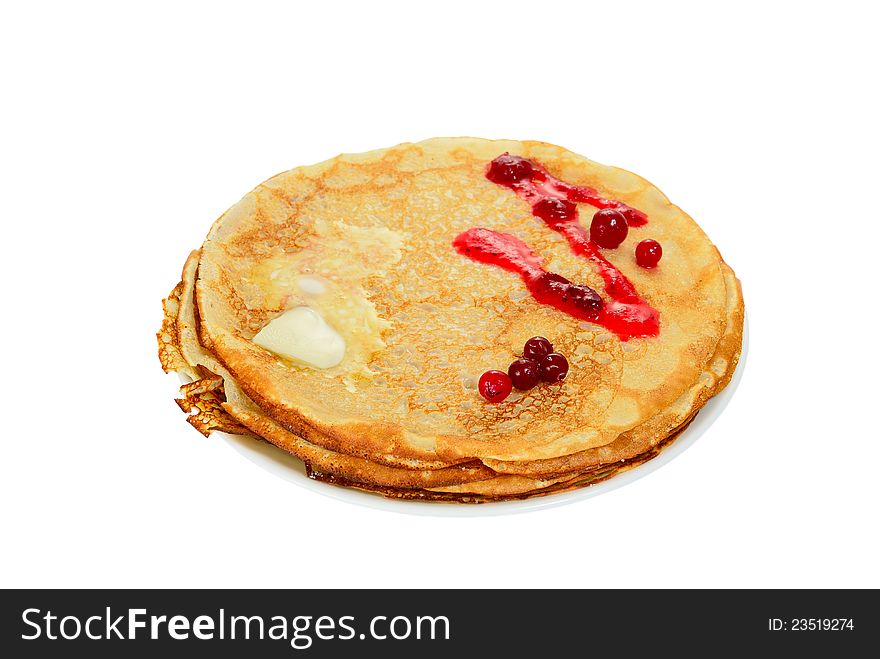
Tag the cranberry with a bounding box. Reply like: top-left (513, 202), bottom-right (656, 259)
top-left (478, 370), bottom-right (512, 403)
top-left (635, 239), bottom-right (662, 268)
top-left (530, 272), bottom-right (570, 298)
top-left (532, 197), bottom-right (577, 226)
top-left (486, 153), bottom-right (534, 185)
top-left (508, 358), bottom-right (540, 390)
top-left (523, 336), bottom-right (554, 361)
top-left (590, 209), bottom-right (629, 249)
top-left (565, 284), bottom-right (603, 319)
top-left (539, 353), bottom-right (569, 383)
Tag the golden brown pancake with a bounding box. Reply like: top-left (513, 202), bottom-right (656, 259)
top-left (163, 248), bottom-right (737, 498)
top-left (162, 251), bottom-right (730, 498)
top-left (158, 137), bottom-right (744, 502)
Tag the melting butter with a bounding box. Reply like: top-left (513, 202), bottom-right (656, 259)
top-left (296, 276), bottom-right (327, 296)
top-left (252, 307), bottom-right (345, 369)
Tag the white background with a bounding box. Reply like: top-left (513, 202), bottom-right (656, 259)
top-left (1, 1), bottom-right (878, 589)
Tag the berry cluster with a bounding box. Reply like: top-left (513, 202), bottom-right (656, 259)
top-left (478, 336), bottom-right (570, 403)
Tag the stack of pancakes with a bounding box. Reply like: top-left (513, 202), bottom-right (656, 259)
top-left (158, 138), bottom-right (743, 502)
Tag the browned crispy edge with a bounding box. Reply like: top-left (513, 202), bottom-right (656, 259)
top-left (305, 412), bottom-right (697, 503)
top-left (158, 268), bottom-right (249, 437)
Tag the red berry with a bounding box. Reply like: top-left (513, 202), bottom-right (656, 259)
top-left (486, 153), bottom-right (534, 185)
top-left (532, 197), bottom-right (576, 226)
top-left (564, 284), bottom-right (603, 319)
top-left (523, 336), bottom-right (554, 361)
top-left (478, 370), bottom-right (512, 403)
top-left (590, 209), bottom-right (629, 249)
top-left (530, 272), bottom-right (570, 298)
top-left (635, 239), bottom-right (662, 268)
top-left (508, 358), bottom-right (540, 390)
top-left (539, 353), bottom-right (569, 383)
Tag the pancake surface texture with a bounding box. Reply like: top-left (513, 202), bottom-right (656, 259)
top-left (159, 138), bottom-right (744, 503)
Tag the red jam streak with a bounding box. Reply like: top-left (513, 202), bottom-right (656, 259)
top-left (486, 153), bottom-right (648, 227)
top-left (454, 228), bottom-right (656, 338)
top-left (454, 154), bottom-right (660, 340)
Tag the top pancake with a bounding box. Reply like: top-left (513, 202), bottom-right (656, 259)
top-left (195, 138), bottom-right (737, 465)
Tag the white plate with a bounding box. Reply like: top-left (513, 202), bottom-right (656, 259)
top-left (221, 318), bottom-right (748, 517)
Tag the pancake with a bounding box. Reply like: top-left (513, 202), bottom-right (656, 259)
top-left (163, 251), bottom-right (700, 496)
top-left (162, 242), bottom-right (735, 498)
top-left (158, 137), bottom-right (744, 502)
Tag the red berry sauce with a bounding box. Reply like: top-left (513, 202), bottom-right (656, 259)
top-left (487, 154), bottom-right (648, 226)
top-left (453, 153), bottom-right (660, 340)
top-left (454, 228), bottom-right (609, 324)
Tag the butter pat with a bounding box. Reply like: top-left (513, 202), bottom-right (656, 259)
top-left (253, 307), bottom-right (345, 369)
